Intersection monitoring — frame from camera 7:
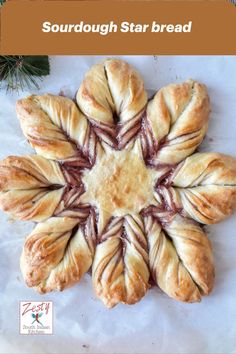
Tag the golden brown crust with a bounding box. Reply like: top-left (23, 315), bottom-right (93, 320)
top-left (21, 217), bottom-right (95, 293)
top-left (172, 152), bottom-right (236, 187)
top-left (77, 62), bottom-right (115, 125)
top-left (146, 214), bottom-right (214, 302)
top-left (0, 155), bottom-right (65, 190)
top-left (0, 155), bottom-right (66, 221)
top-left (0, 188), bottom-right (64, 222)
top-left (146, 80), bottom-right (210, 164)
top-left (76, 58), bottom-right (147, 125)
top-left (16, 94), bottom-right (89, 161)
top-left (171, 153), bottom-right (236, 224)
top-left (104, 59), bottom-right (148, 122)
top-left (92, 215), bottom-right (150, 307)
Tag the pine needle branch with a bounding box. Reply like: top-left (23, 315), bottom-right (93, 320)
top-left (0, 56), bottom-right (50, 92)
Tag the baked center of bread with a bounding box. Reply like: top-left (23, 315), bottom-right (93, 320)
top-left (81, 149), bottom-right (156, 216)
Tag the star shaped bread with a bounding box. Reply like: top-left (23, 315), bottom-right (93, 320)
top-left (0, 59), bottom-right (236, 308)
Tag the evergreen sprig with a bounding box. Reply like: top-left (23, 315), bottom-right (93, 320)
top-left (0, 56), bottom-right (50, 92)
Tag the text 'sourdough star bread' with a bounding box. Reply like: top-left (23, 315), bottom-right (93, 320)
top-left (0, 58), bottom-right (236, 308)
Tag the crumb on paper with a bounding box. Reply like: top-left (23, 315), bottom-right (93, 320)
top-left (202, 225), bottom-right (210, 234)
top-left (82, 344), bottom-right (89, 349)
top-left (58, 86), bottom-right (73, 98)
top-left (19, 138), bottom-right (29, 147)
top-left (59, 89), bottom-right (65, 97)
top-left (8, 217), bottom-right (16, 224)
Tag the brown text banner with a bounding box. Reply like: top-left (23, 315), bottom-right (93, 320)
top-left (0, 0), bottom-right (236, 54)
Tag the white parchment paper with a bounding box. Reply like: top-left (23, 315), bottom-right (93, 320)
top-left (0, 56), bottom-right (236, 354)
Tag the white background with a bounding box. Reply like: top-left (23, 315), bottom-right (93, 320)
top-left (0, 56), bottom-right (236, 354)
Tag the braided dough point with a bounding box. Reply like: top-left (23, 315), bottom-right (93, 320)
top-left (0, 155), bottom-right (66, 221)
top-left (92, 215), bottom-right (150, 307)
top-left (0, 188), bottom-right (64, 222)
top-left (146, 80), bottom-right (210, 164)
top-left (16, 94), bottom-right (89, 162)
top-left (76, 58), bottom-right (147, 125)
top-left (146, 214), bottom-right (214, 302)
top-left (21, 217), bottom-right (95, 293)
top-left (0, 155), bottom-right (65, 189)
top-left (171, 153), bottom-right (236, 224)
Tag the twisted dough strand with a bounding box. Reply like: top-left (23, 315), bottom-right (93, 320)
top-left (145, 214), bottom-right (214, 302)
top-left (16, 94), bottom-right (97, 165)
top-left (170, 153), bottom-right (236, 224)
top-left (53, 186), bottom-right (90, 219)
top-left (0, 155), bottom-right (65, 189)
top-left (0, 189), bottom-right (64, 222)
top-left (77, 59), bottom-right (148, 148)
top-left (21, 216), bottom-right (95, 293)
top-left (92, 215), bottom-right (150, 307)
top-left (0, 155), bottom-right (66, 221)
top-left (144, 80), bottom-right (210, 165)
top-left (77, 59), bottom-right (147, 124)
